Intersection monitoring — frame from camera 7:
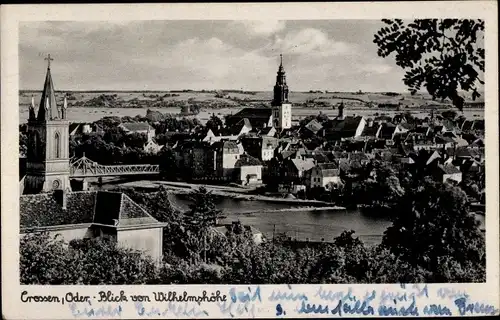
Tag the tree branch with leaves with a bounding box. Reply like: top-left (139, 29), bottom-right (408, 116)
top-left (374, 19), bottom-right (485, 111)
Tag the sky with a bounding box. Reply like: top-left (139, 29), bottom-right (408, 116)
top-left (19, 20), bottom-right (409, 92)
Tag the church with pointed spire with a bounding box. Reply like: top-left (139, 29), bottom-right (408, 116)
top-left (272, 54), bottom-right (292, 129)
top-left (24, 54), bottom-right (71, 194)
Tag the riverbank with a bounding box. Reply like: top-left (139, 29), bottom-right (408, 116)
top-left (114, 179), bottom-right (345, 209)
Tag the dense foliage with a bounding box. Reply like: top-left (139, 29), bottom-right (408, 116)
top-left (20, 233), bottom-right (158, 285)
top-left (374, 19), bottom-right (485, 111)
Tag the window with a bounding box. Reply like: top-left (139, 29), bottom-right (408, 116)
top-left (54, 132), bottom-right (61, 158)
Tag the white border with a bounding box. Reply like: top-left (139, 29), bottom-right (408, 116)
top-left (1, 2), bottom-right (498, 319)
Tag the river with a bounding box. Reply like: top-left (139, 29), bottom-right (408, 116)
top-left (168, 193), bottom-right (392, 246)
top-left (18, 105), bottom-right (484, 125)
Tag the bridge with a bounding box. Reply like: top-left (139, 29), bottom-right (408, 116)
top-left (70, 155), bottom-right (160, 178)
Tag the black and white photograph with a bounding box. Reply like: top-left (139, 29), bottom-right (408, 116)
top-left (14, 16), bottom-right (490, 287)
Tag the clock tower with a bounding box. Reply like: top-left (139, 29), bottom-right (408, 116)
top-left (271, 54), bottom-right (292, 129)
top-left (23, 55), bottom-right (71, 194)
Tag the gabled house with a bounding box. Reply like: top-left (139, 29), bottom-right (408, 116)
top-left (361, 119), bottom-right (380, 139)
top-left (434, 164), bottom-right (462, 183)
top-left (225, 107), bottom-right (273, 130)
top-left (20, 190), bottom-right (166, 263)
top-left (235, 154), bottom-right (263, 185)
top-left (321, 116), bottom-right (366, 140)
top-left (309, 162), bottom-right (341, 190)
top-left (228, 118), bottom-right (253, 137)
top-left (376, 123), bottom-right (409, 142)
top-left (212, 140), bottom-right (242, 179)
top-left (258, 126), bottom-right (277, 137)
top-left (282, 157), bottom-right (316, 183)
top-left (240, 136), bottom-right (279, 162)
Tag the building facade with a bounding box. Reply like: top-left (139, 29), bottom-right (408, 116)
top-left (271, 54), bottom-right (292, 130)
top-left (23, 55), bottom-right (71, 194)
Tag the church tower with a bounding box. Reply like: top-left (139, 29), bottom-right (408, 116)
top-left (271, 54), bottom-right (292, 129)
top-left (24, 54), bottom-right (71, 194)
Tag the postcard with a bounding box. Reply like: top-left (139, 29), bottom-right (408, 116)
top-left (1, 1), bottom-right (499, 319)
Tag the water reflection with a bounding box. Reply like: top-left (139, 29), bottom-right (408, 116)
top-left (170, 194), bottom-right (392, 246)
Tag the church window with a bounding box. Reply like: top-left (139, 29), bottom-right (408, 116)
top-left (35, 132), bottom-right (41, 158)
top-left (54, 132), bottom-right (61, 158)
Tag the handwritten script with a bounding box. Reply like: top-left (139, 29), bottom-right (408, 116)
top-left (19, 285), bottom-right (499, 318)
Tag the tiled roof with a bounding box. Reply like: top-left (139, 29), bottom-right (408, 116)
top-left (20, 191), bottom-right (161, 231)
top-left (291, 158), bottom-right (315, 172)
top-left (310, 152), bottom-right (330, 164)
top-left (305, 119), bottom-right (323, 134)
top-left (314, 162), bottom-right (340, 177)
top-left (327, 116), bottom-right (364, 133)
top-left (228, 118), bottom-right (252, 135)
top-left (226, 108), bottom-right (272, 128)
top-left (378, 123), bottom-right (397, 139)
top-left (20, 191), bottom-right (96, 229)
top-left (212, 140), bottom-right (240, 153)
top-left (361, 124), bottom-right (379, 137)
top-left (235, 154), bottom-right (262, 167)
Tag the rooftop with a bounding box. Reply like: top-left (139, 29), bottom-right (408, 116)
top-left (235, 154), bottom-right (263, 167)
top-left (20, 191), bottom-right (162, 231)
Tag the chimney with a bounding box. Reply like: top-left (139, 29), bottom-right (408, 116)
top-left (54, 188), bottom-right (67, 210)
top-left (368, 118), bottom-right (374, 127)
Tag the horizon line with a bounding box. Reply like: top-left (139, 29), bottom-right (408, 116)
top-left (19, 89), bottom-right (433, 94)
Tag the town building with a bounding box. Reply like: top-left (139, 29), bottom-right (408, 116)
top-left (434, 164), bottom-right (463, 184)
top-left (23, 55), bottom-right (71, 194)
top-left (271, 54), bottom-right (292, 130)
top-left (321, 104), bottom-right (366, 140)
top-left (309, 162), bottom-right (341, 190)
top-left (225, 108), bottom-right (273, 130)
top-left (20, 190), bottom-right (166, 263)
top-left (235, 154), bottom-right (263, 185)
top-left (212, 140), bottom-right (242, 179)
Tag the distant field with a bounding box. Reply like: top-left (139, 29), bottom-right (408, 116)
top-left (19, 89), bottom-right (484, 124)
top-left (19, 89), bottom-right (485, 108)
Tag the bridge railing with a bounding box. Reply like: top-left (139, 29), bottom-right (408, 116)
top-left (70, 156), bottom-right (160, 177)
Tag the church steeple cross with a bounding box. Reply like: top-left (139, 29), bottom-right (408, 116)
top-left (280, 53), bottom-right (283, 66)
top-left (45, 54), bottom-right (54, 69)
